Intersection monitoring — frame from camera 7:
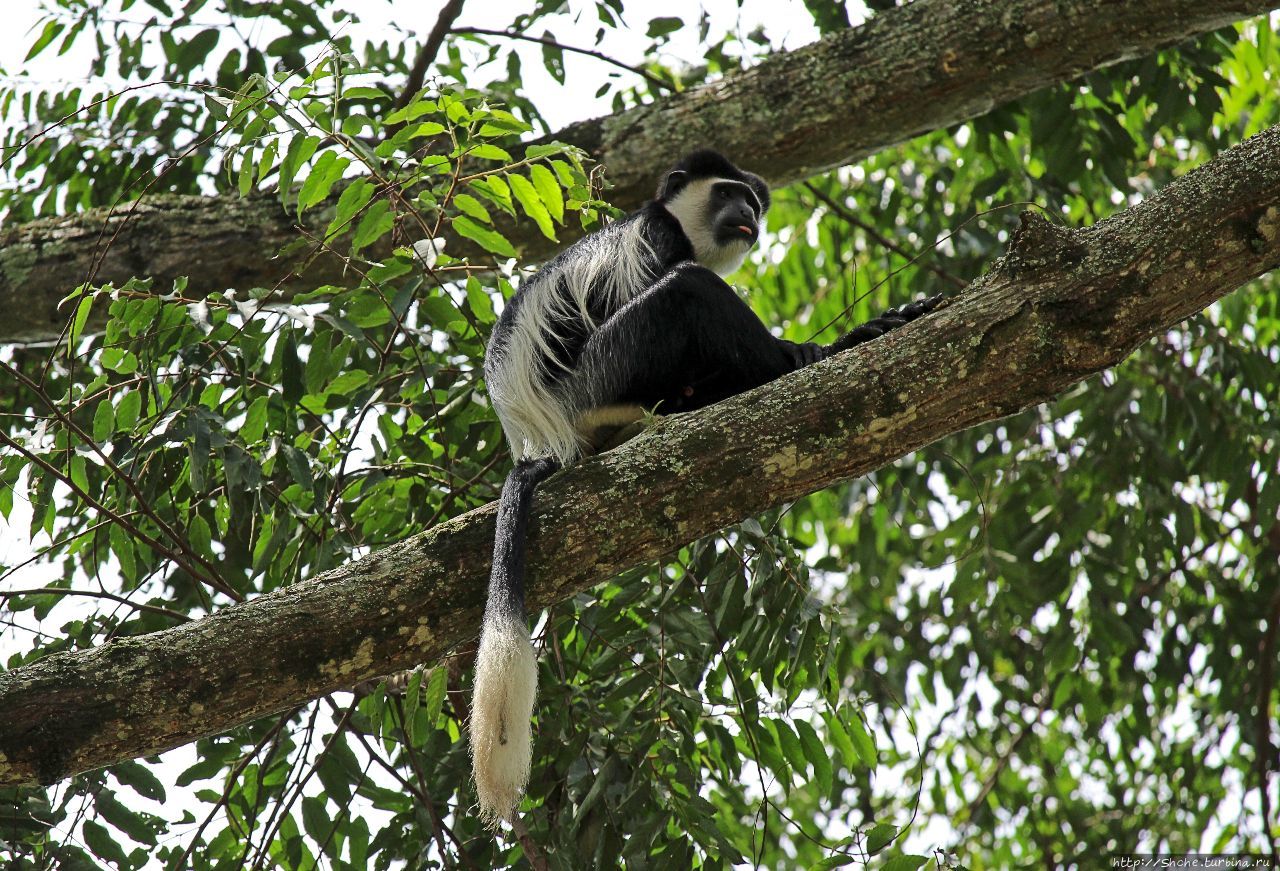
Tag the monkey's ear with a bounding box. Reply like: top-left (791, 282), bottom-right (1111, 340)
top-left (660, 170), bottom-right (690, 200)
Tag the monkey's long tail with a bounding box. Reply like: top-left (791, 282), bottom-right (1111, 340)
top-left (471, 456), bottom-right (560, 828)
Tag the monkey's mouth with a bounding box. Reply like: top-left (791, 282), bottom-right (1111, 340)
top-left (719, 221), bottom-right (758, 244)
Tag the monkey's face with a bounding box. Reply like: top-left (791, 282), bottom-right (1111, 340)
top-left (707, 180), bottom-right (763, 248)
top-left (664, 175), bottom-right (764, 276)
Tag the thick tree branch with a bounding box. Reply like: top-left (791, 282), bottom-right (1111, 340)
top-left (0, 124), bottom-right (1277, 788)
top-left (1, 0), bottom-right (1273, 344)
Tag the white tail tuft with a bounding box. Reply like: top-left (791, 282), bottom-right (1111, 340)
top-left (470, 609), bottom-right (538, 828)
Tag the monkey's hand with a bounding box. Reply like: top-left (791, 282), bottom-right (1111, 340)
top-left (783, 340), bottom-right (826, 368)
top-left (827, 294), bottom-right (943, 356)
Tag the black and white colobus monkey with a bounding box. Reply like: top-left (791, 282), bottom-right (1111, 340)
top-left (472, 150), bottom-right (940, 825)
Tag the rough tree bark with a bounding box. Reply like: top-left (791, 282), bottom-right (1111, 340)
top-left (0, 124), bottom-right (1277, 789)
top-left (0, 0), bottom-right (1273, 343)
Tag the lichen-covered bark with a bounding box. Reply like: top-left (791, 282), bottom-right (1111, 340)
top-left (0, 124), bottom-right (1277, 789)
top-left (1, 0), bottom-right (1273, 344)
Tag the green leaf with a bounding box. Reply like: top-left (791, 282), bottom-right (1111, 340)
top-left (525, 142), bottom-right (574, 161)
top-left (477, 109), bottom-right (531, 136)
top-left (529, 164), bottom-right (565, 224)
top-left (281, 445), bottom-right (314, 492)
top-left (845, 711), bottom-right (877, 767)
top-left (101, 348), bottom-right (139, 375)
top-left (111, 761), bottom-right (167, 802)
top-left (93, 400), bottom-right (116, 442)
top-left (768, 719), bottom-right (808, 778)
top-left (25, 20), bottom-right (65, 62)
top-left (296, 150), bottom-right (350, 216)
top-left (423, 664), bottom-right (448, 728)
top-left (241, 395), bottom-right (269, 443)
top-left (279, 334), bottom-right (304, 403)
top-left (116, 391), bottom-right (142, 430)
top-left (189, 515), bottom-right (213, 559)
top-left (180, 28), bottom-right (219, 68)
top-left (881, 856), bottom-right (929, 871)
top-left (301, 795), bottom-right (330, 844)
top-left (469, 143), bottom-right (512, 162)
top-left (451, 215), bottom-right (516, 257)
top-left (82, 819), bottom-right (131, 868)
top-left (509, 173), bottom-right (556, 240)
top-left (348, 816), bottom-right (370, 867)
top-left (541, 39), bottom-right (565, 84)
top-left (257, 139), bottom-right (278, 185)
top-left (95, 790), bottom-right (157, 846)
top-left (68, 455), bottom-right (89, 495)
top-left (794, 718), bottom-right (833, 794)
top-left (803, 0), bottom-right (852, 33)
top-left (866, 823), bottom-right (898, 855)
top-left (351, 200), bottom-right (394, 254)
top-left (69, 292), bottom-right (94, 345)
top-left (343, 86), bottom-right (389, 100)
top-left (279, 135), bottom-right (320, 201)
top-left (110, 522), bottom-right (137, 583)
top-left (326, 179), bottom-right (374, 242)
top-left (406, 121), bottom-right (447, 139)
top-left (418, 295), bottom-right (467, 333)
top-left (402, 668), bottom-right (424, 728)
top-left (384, 98), bottom-right (438, 126)
top-left (237, 149), bottom-right (256, 197)
top-left (466, 277), bottom-right (496, 325)
top-left (453, 193), bottom-right (491, 224)
top-left (646, 16), bottom-right (683, 38)
top-left (327, 370), bottom-right (371, 397)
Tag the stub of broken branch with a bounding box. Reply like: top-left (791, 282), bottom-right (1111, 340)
top-left (999, 210), bottom-right (1089, 277)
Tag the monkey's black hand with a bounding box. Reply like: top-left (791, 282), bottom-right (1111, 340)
top-left (782, 340), bottom-right (826, 369)
top-left (829, 294), bottom-right (942, 355)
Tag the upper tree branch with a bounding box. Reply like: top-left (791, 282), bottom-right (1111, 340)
top-left (393, 0), bottom-right (468, 113)
top-left (1, 0), bottom-right (1274, 344)
top-left (0, 123), bottom-right (1277, 788)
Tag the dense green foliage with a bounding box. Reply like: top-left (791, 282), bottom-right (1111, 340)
top-left (1, 1), bottom-right (1277, 868)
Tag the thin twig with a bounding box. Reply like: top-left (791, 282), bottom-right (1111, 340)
top-left (453, 27), bottom-right (675, 92)
top-left (1246, 472), bottom-right (1280, 862)
top-left (509, 814), bottom-right (550, 871)
top-left (1256, 587), bottom-right (1280, 863)
top-left (803, 181), bottom-right (968, 289)
top-left (0, 587), bottom-right (189, 623)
